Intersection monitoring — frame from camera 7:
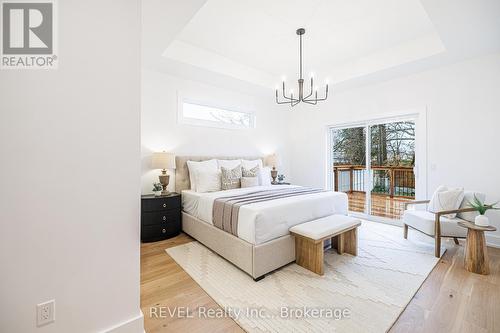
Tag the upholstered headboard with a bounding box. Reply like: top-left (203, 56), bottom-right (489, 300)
top-left (175, 156), bottom-right (264, 193)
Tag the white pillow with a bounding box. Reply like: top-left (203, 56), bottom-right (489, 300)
top-left (241, 176), bottom-right (259, 188)
top-left (195, 169), bottom-right (222, 193)
top-left (258, 166), bottom-right (272, 186)
top-left (241, 159), bottom-right (263, 170)
top-left (428, 185), bottom-right (465, 218)
top-left (217, 159), bottom-right (241, 170)
top-left (186, 159), bottom-right (218, 191)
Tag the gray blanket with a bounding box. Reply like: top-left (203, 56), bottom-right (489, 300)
top-left (212, 187), bottom-right (325, 236)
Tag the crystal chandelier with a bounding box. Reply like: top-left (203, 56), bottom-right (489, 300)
top-left (275, 28), bottom-right (329, 106)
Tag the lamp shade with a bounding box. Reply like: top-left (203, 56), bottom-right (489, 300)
top-left (265, 154), bottom-right (279, 168)
top-left (152, 152), bottom-right (176, 170)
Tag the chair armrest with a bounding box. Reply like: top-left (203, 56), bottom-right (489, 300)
top-left (403, 200), bottom-right (430, 210)
top-left (434, 207), bottom-right (477, 217)
top-left (432, 207), bottom-right (478, 240)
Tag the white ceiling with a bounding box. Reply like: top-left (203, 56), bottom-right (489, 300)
top-left (143, 0), bottom-right (500, 93)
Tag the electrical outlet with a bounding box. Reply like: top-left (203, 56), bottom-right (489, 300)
top-left (37, 300), bottom-right (55, 327)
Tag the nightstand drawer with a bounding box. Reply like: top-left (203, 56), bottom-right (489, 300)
top-left (141, 209), bottom-right (180, 226)
top-left (141, 220), bottom-right (180, 242)
top-left (142, 196), bottom-right (181, 212)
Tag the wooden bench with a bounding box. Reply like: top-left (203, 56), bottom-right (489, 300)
top-left (289, 215), bottom-right (361, 275)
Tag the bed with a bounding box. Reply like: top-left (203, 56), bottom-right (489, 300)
top-left (176, 156), bottom-right (348, 280)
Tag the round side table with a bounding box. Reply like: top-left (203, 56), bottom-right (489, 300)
top-left (457, 221), bottom-right (497, 275)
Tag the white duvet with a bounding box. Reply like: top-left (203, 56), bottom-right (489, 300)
top-left (182, 185), bottom-right (348, 245)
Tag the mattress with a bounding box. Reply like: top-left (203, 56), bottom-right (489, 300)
top-left (182, 185), bottom-right (348, 245)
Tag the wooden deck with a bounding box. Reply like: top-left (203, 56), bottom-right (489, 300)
top-left (347, 191), bottom-right (412, 220)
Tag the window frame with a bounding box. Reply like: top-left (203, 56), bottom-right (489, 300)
top-left (177, 92), bottom-right (256, 130)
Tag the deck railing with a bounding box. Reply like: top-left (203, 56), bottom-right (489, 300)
top-left (334, 165), bottom-right (415, 198)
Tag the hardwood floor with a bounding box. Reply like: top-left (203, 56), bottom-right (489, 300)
top-left (141, 228), bottom-right (500, 333)
top-left (390, 239), bottom-right (500, 333)
top-left (141, 234), bottom-right (244, 333)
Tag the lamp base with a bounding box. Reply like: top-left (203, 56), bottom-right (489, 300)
top-left (271, 167), bottom-right (278, 184)
top-left (159, 170), bottom-right (170, 196)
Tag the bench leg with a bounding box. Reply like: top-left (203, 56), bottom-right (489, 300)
top-left (332, 228), bottom-right (358, 256)
top-left (295, 237), bottom-right (324, 275)
top-left (331, 233), bottom-right (343, 254)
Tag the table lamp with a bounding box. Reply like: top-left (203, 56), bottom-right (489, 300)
top-left (152, 152), bottom-right (176, 195)
top-left (265, 154), bottom-right (279, 184)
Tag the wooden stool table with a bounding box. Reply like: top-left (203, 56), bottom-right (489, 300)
top-left (457, 221), bottom-right (497, 275)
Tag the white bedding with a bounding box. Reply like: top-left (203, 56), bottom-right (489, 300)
top-left (182, 185), bottom-right (348, 245)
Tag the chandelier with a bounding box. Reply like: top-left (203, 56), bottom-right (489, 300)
top-left (275, 28), bottom-right (329, 106)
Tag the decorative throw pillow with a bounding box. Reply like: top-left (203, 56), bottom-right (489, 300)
top-left (428, 185), bottom-right (447, 211)
top-left (258, 167), bottom-right (272, 186)
top-left (241, 176), bottom-right (259, 188)
top-left (242, 165), bottom-right (259, 177)
top-left (195, 169), bottom-right (222, 193)
top-left (428, 185), bottom-right (465, 218)
top-left (221, 165), bottom-right (242, 190)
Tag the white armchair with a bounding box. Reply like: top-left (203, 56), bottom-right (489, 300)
top-left (403, 191), bottom-right (485, 257)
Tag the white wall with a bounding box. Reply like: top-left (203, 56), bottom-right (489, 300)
top-left (288, 52), bottom-right (500, 245)
top-left (0, 1), bottom-right (142, 333)
top-left (141, 69), bottom-right (291, 194)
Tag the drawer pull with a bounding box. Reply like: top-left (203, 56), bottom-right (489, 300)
top-left (162, 228), bottom-right (166, 234)
top-left (163, 203), bottom-right (166, 208)
top-left (162, 216), bottom-right (166, 221)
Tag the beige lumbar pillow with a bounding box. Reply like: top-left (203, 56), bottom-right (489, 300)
top-left (221, 165), bottom-right (242, 190)
top-left (241, 176), bottom-right (259, 188)
top-left (428, 185), bottom-right (465, 218)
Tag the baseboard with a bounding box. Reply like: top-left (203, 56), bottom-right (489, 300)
top-left (101, 310), bottom-right (144, 333)
top-left (486, 233), bottom-right (500, 248)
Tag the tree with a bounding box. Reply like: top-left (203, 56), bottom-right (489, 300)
top-left (332, 127), bottom-right (366, 165)
top-left (333, 121), bottom-right (415, 167)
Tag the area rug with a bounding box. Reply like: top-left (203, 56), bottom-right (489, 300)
top-left (166, 221), bottom-right (442, 333)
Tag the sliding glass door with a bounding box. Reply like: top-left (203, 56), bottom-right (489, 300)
top-left (369, 121), bottom-right (415, 219)
top-left (330, 118), bottom-right (418, 221)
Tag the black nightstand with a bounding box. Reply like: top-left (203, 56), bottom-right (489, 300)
top-left (141, 193), bottom-right (181, 242)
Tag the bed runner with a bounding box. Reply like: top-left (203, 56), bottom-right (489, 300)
top-left (212, 187), bottom-right (325, 236)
